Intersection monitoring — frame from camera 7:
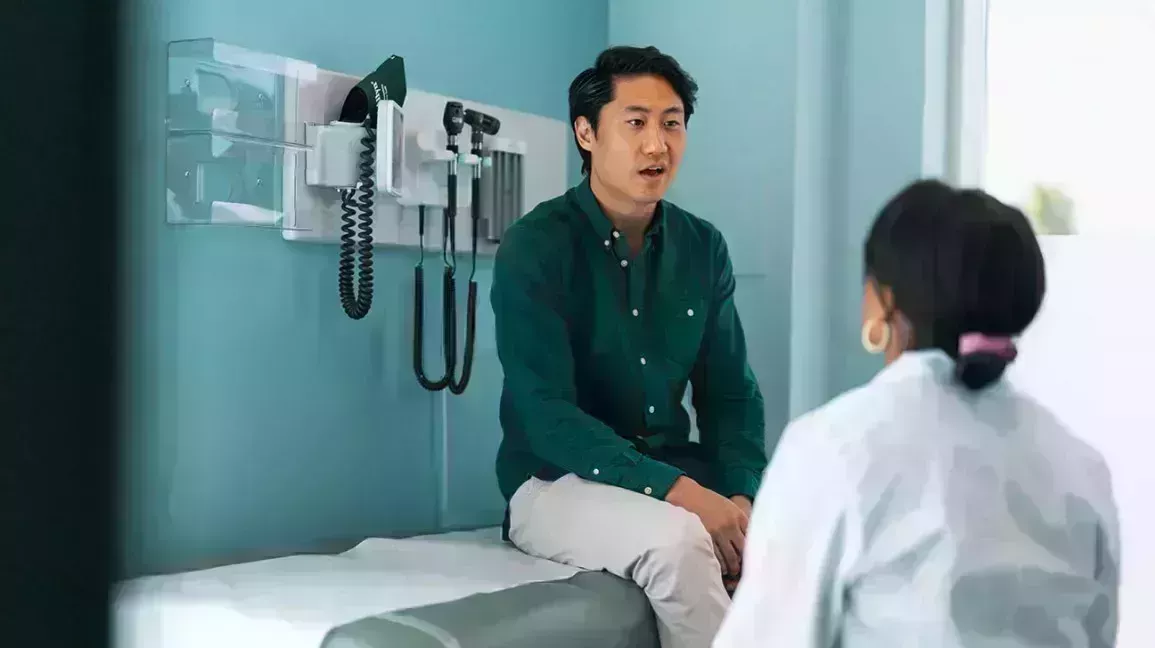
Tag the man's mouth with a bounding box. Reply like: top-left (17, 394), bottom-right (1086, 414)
top-left (639, 165), bottom-right (666, 178)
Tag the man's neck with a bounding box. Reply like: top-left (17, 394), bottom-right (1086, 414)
top-left (589, 172), bottom-right (656, 251)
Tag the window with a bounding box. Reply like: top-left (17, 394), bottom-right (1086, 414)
top-left (951, 0), bottom-right (1155, 235)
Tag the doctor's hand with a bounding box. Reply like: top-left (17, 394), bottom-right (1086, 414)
top-left (665, 476), bottom-right (749, 576)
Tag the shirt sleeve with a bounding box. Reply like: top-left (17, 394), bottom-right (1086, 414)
top-left (690, 231), bottom-right (768, 500)
top-left (490, 222), bottom-right (685, 500)
top-left (712, 419), bottom-right (852, 648)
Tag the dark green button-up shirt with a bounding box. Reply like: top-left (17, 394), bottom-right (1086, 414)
top-left (491, 178), bottom-right (767, 505)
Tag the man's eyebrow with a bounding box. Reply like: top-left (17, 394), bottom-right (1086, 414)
top-left (622, 105), bottom-right (685, 115)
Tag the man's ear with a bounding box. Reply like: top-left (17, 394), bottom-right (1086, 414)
top-left (574, 116), bottom-right (596, 153)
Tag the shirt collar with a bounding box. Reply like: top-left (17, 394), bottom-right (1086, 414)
top-left (571, 177), bottom-right (666, 250)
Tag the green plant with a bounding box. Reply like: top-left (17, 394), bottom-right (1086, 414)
top-left (1025, 183), bottom-right (1077, 235)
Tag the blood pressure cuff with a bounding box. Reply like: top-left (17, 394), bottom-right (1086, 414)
top-left (338, 55), bottom-right (407, 127)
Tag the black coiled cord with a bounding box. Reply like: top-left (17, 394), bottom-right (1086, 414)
top-left (338, 119), bottom-right (376, 320)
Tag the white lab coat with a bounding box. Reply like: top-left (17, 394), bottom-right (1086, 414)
top-left (713, 349), bottom-right (1120, 648)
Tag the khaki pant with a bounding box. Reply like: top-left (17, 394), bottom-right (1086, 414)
top-left (507, 473), bottom-right (731, 648)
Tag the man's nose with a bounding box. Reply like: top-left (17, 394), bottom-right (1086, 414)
top-left (640, 126), bottom-right (668, 155)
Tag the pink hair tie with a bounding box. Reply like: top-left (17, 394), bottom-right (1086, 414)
top-left (959, 333), bottom-right (1018, 360)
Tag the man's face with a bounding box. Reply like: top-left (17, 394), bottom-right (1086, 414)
top-left (575, 74), bottom-right (687, 207)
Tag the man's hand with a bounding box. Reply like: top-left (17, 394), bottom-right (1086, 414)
top-left (730, 495), bottom-right (753, 516)
top-left (722, 496), bottom-right (752, 593)
top-left (665, 476), bottom-right (749, 576)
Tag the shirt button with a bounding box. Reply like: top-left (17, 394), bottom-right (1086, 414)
top-left (644, 487), bottom-right (653, 495)
top-left (648, 405), bottom-right (655, 414)
top-left (592, 468), bottom-right (600, 476)
top-left (687, 308), bottom-right (695, 317)
top-left (604, 240), bottom-right (610, 247)
top-left (612, 231), bottom-right (621, 239)
top-left (620, 259), bottom-right (629, 268)
top-left (640, 357), bottom-right (647, 365)
top-left (632, 308), bottom-right (639, 317)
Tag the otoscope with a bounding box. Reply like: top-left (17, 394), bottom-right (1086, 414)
top-left (447, 108), bottom-right (501, 395)
top-left (412, 101), bottom-right (465, 391)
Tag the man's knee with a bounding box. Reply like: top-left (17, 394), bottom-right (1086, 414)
top-left (633, 509), bottom-right (721, 594)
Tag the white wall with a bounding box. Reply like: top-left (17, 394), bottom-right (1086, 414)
top-left (1007, 235), bottom-right (1155, 648)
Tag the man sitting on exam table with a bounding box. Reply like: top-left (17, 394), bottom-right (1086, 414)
top-left (489, 45), bottom-right (767, 648)
top-left (714, 179), bottom-right (1121, 648)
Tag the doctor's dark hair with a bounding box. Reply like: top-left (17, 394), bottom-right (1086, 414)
top-left (568, 45), bottom-right (699, 175)
top-left (864, 179), bottom-right (1046, 391)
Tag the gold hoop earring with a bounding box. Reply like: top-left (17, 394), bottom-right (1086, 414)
top-left (861, 319), bottom-right (891, 354)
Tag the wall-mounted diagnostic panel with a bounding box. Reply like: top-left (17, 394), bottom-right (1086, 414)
top-left (164, 38), bottom-right (570, 394)
top-left (164, 38), bottom-right (568, 252)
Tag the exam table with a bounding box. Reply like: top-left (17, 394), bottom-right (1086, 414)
top-left (112, 527), bottom-right (658, 648)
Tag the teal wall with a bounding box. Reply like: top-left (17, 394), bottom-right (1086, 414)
top-left (121, 0), bottom-right (945, 577)
top-left (120, 0), bottom-right (607, 576)
top-left (828, 0), bottom-right (948, 395)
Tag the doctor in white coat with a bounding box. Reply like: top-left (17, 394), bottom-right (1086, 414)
top-left (713, 180), bottom-right (1121, 648)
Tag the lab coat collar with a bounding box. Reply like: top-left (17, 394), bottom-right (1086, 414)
top-left (871, 348), bottom-right (954, 386)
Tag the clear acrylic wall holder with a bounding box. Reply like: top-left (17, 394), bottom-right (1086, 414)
top-left (165, 38), bottom-right (317, 230)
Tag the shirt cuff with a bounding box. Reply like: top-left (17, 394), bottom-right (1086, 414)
top-left (629, 455), bottom-right (686, 500)
top-left (720, 468), bottom-right (762, 502)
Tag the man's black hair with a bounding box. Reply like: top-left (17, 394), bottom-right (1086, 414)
top-left (864, 179), bottom-right (1046, 391)
top-left (567, 46), bottom-right (699, 175)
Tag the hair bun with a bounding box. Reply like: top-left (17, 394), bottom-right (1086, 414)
top-left (955, 352), bottom-right (1010, 391)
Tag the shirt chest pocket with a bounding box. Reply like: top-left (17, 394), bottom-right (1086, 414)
top-left (659, 293), bottom-right (708, 370)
